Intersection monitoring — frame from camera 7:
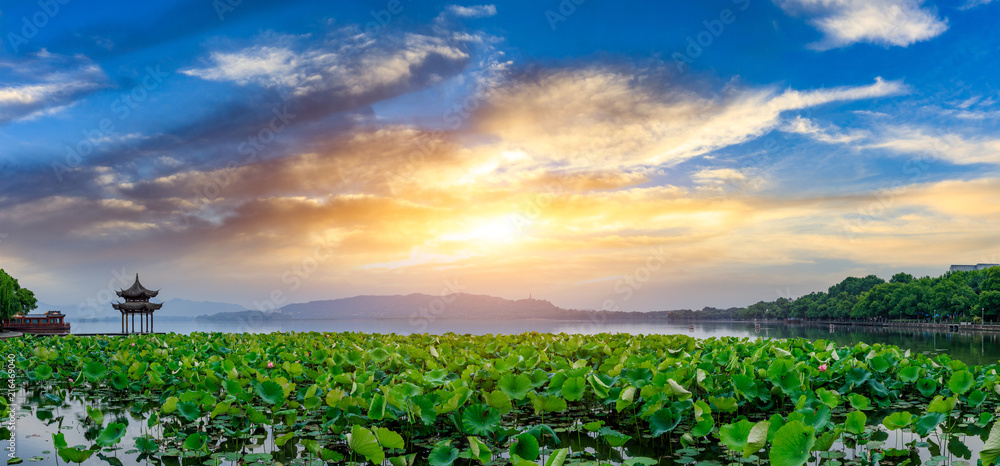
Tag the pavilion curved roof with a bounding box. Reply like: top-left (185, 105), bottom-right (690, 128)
top-left (116, 274), bottom-right (160, 299)
top-left (112, 301), bottom-right (163, 311)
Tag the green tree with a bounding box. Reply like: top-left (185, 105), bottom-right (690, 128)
top-left (890, 272), bottom-right (915, 284)
top-left (0, 272), bottom-right (20, 329)
top-left (983, 267), bottom-right (1000, 293)
top-left (16, 287), bottom-right (37, 314)
top-left (979, 291), bottom-right (1000, 321)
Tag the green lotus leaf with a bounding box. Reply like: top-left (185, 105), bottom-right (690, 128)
top-left (109, 372), bottom-right (129, 390)
top-left (709, 396), bottom-right (738, 413)
top-left (883, 411), bottom-right (913, 431)
top-left (616, 386), bottom-right (636, 412)
top-left (177, 401), bottom-right (201, 422)
top-left (983, 421), bottom-right (1000, 465)
top-left (462, 404), bottom-right (501, 436)
top-left (256, 380), bottom-right (285, 405)
top-left (34, 364), bottom-right (52, 380)
top-left (95, 422), bottom-right (126, 447)
top-left (948, 370), bottom-right (974, 395)
top-left (83, 361), bottom-right (106, 381)
top-left (844, 410), bottom-right (867, 435)
top-left (814, 428), bottom-right (842, 452)
top-left (348, 424), bottom-right (385, 465)
top-left (815, 388), bottom-right (841, 409)
top-left (463, 436), bottom-right (492, 463)
top-left (275, 431), bottom-right (295, 447)
top-left (732, 374), bottom-right (757, 400)
top-left (485, 389), bottom-right (512, 415)
top-left (583, 420), bottom-right (604, 432)
top-left (869, 354), bottom-right (891, 373)
top-left (917, 378), bottom-right (938, 397)
top-left (498, 374), bottom-right (532, 400)
top-left (52, 432), bottom-right (67, 449)
top-left (86, 406), bottom-right (103, 425)
top-left (561, 377), bottom-right (586, 402)
top-left (598, 427), bottom-right (631, 448)
top-left (649, 407), bottom-right (682, 437)
top-left (847, 393), bottom-right (869, 410)
top-left (914, 412), bottom-right (946, 436)
top-left (844, 367), bottom-right (871, 387)
top-left (544, 448), bottom-right (569, 466)
top-left (429, 440), bottom-right (460, 466)
top-left (928, 394), bottom-right (958, 414)
top-left (58, 447), bottom-right (95, 464)
top-left (368, 393), bottom-right (387, 420)
top-left (969, 389), bottom-right (987, 408)
top-left (183, 432), bottom-right (208, 451)
top-left (743, 420), bottom-right (770, 458)
top-left (899, 366), bottom-right (920, 382)
top-left (510, 433), bottom-right (541, 461)
top-left (135, 435), bottom-right (158, 453)
top-left (769, 420), bottom-right (815, 466)
top-left (720, 419), bottom-right (754, 453)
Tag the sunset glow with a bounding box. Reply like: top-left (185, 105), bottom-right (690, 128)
top-left (1, 1), bottom-right (999, 314)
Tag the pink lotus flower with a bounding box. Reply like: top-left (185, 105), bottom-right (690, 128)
top-left (267, 362), bottom-right (274, 369)
top-left (68, 378), bottom-right (74, 383)
top-left (818, 364), bottom-right (828, 372)
top-left (131, 342), bottom-right (136, 347)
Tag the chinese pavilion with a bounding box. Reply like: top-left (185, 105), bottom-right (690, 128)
top-left (112, 274), bottom-right (162, 334)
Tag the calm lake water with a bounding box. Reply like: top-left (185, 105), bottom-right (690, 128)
top-left (69, 318), bottom-right (1000, 366)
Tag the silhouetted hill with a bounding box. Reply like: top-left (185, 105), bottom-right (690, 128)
top-left (275, 293), bottom-right (580, 320)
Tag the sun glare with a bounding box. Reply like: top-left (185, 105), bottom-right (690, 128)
top-left (439, 217), bottom-right (519, 244)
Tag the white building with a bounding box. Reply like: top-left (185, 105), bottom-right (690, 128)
top-left (949, 263), bottom-right (999, 272)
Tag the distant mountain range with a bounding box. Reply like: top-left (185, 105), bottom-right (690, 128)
top-left (197, 293), bottom-right (594, 322)
top-left (35, 293), bottom-right (696, 323)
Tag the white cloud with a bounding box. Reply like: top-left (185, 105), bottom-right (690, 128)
top-left (781, 116), bottom-right (868, 144)
top-left (0, 53), bottom-right (108, 124)
top-left (775, 0), bottom-right (948, 49)
top-left (959, 0), bottom-right (995, 10)
top-left (867, 126), bottom-right (1000, 165)
top-left (446, 4), bottom-right (497, 18)
top-left (182, 33), bottom-right (469, 98)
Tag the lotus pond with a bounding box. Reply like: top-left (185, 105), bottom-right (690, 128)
top-left (4, 332), bottom-right (1000, 466)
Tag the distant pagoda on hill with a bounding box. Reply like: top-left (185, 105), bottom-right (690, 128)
top-left (112, 274), bottom-right (162, 334)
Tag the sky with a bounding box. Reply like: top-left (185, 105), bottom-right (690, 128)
top-left (1, 0), bottom-right (1000, 315)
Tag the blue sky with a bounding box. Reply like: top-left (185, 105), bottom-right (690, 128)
top-left (2, 0), bottom-right (1000, 315)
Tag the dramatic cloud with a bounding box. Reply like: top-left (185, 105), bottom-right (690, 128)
top-left (775, 0), bottom-right (948, 49)
top-left (476, 68), bottom-right (904, 171)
